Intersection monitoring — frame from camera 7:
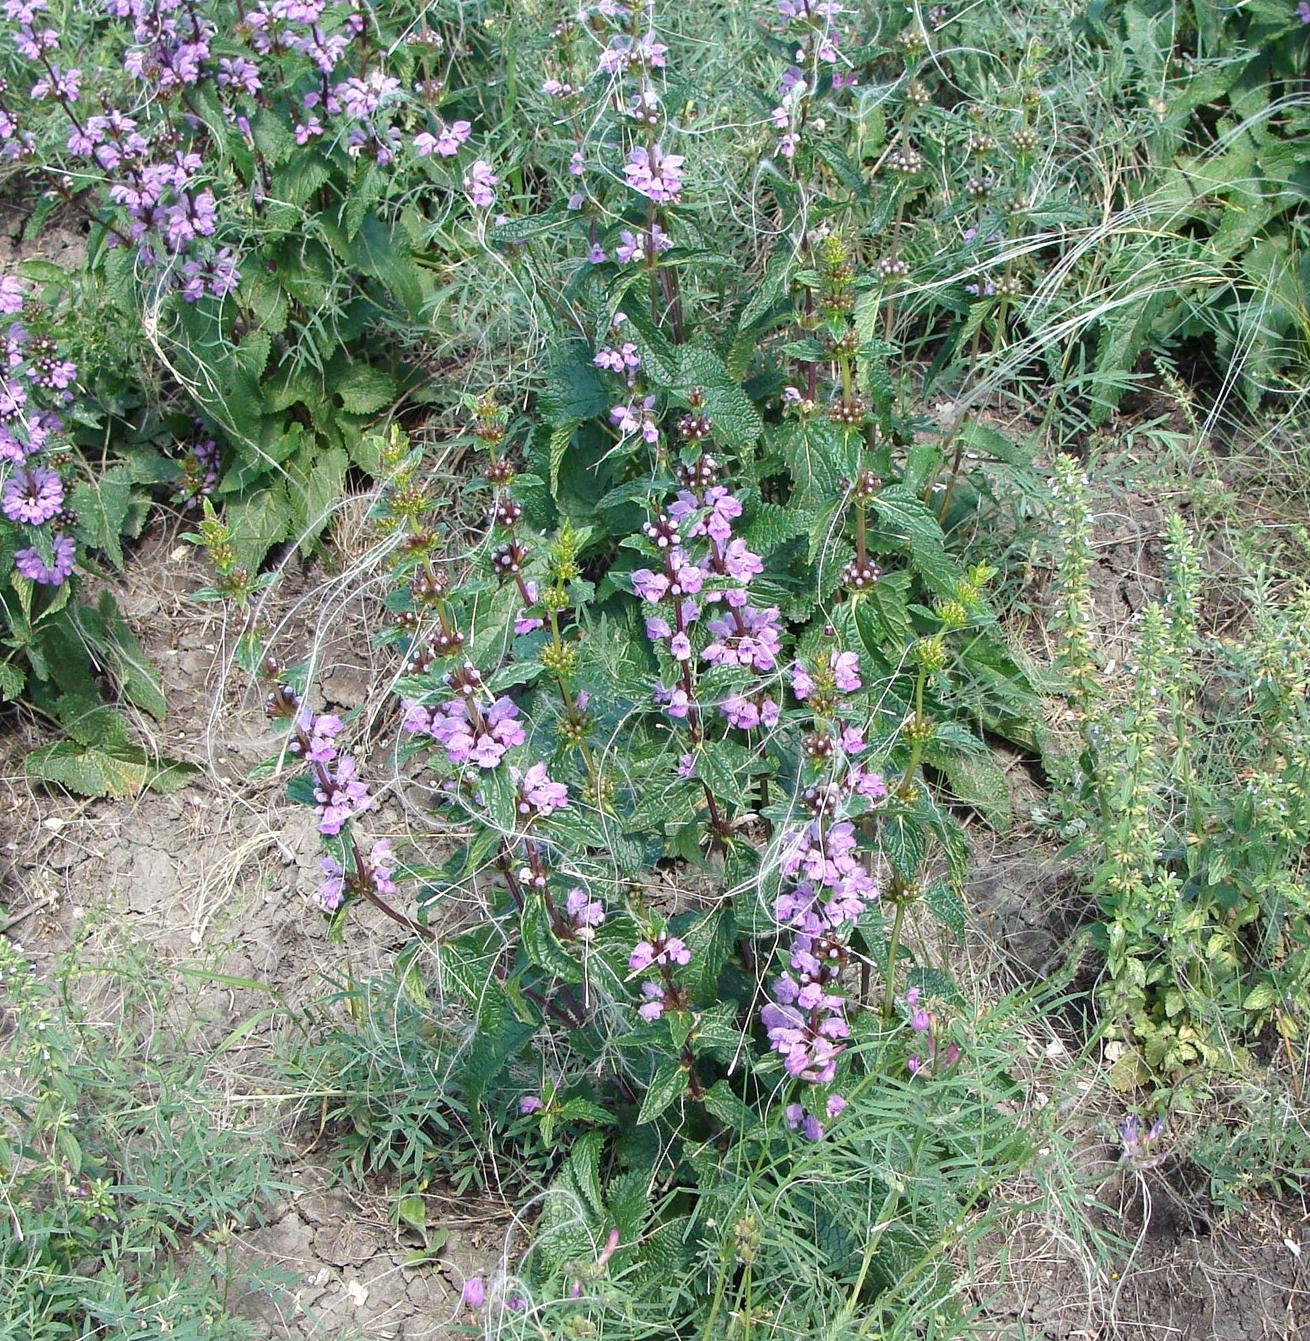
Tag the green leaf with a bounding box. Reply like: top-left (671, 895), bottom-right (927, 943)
top-left (921, 880), bottom-right (966, 936)
top-left (932, 751), bottom-right (1013, 831)
top-left (703, 1081), bottom-right (763, 1137)
top-left (335, 363), bottom-right (396, 415)
top-left (871, 485), bottom-right (962, 594)
top-left (1242, 982), bottom-right (1279, 1013)
top-left (853, 571), bottom-right (913, 652)
top-left (90, 591), bottom-right (167, 720)
top-left (542, 344), bottom-right (612, 426)
top-left (350, 214), bottom-right (425, 319)
top-left (621, 305), bottom-right (681, 388)
top-left (296, 445), bottom-right (349, 551)
top-left (71, 466), bottom-right (135, 569)
top-left (228, 485), bottom-right (293, 567)
top-left (682, 907), bottom-right (737, 1000)
top-left (637, 1060), bottom-right (686, 1125)
top-left (520, 895), bottom-right (584, 984)
top-left (396, 1194), bottom-right (427, 1236)
top-left (563, 1130), bottom-right (606, 1217)
top-left (0, 660), bottom-right (24, 701)
top-left (489, 211), bottom-right (572, 244)
top-left (958, 422), bottom-right (1029, 466)
top-left (558, 1097), bottom-right (617, 1127)
top-left (673, 345), bottom-right (762, 448)
top-left (24, 739), bottom-right (193, 799)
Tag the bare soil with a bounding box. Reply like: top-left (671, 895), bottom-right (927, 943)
top-left (3, 519), bottom-right (508, 1339)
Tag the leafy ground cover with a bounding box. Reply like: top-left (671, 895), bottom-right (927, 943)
top-left (2, 1), bottom-right (1309, 1338)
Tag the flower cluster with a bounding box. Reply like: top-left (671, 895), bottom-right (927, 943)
top-left (320, 838), bottom-right (396, 912)
top-left (0, 0), bottom-right (485, 303)
top-left (760, 643), bottom-right (889, 1138)
top-left (631, 455), bottom-right (784, 732)
top-left (629, 930), bottom-right (692, 1022)
top-left (0, 279), bottom-right (77, 586)
top-left (402, 672), bottom-right (527, 771)
top-left (767, 1), bottom-right (856, 162)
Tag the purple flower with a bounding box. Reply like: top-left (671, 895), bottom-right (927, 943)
top-left (623, 144), bottom-right (684, 203)
top-left (702, 605), bottom-right (782, 672)
top-left (415, 119), bottom-right (471, 157)
top-left (832, 651), bottom-right (861, 692)
top-left (722, 694), bottom-right (760, 730)
top-left (638, 980), bottom-right (666, 1021)
top-left (594, 342), bottom-right (641, 374)
top-left (1300, 1), bottom-right (1310, 21)
top-left (462, 1278), bottom-right (486, 1309)
top-left (313, 756), bottom-right (372, 836)
top-left (367, 839), bottom-right (398, 896)
top-left (217, 56), bottom-right (261, 95)
top-left (2, 464), bottom-right (62, 524)
top-left (614, 225), bottom-right (671, 264)
top-left (292, 710), bottom-right (343, 764)
top-left (676, 752), bottom-right (696, 778)
top-left (428, 694), bottom-right (524, 769)
top-left (515, 762), bottom-right (569, 818)
top-left (629, 934), bottom-right (691, 972)
top-left (610, 395), bottom-right (659, 443)
top-left (564, 887), bottom-right (605, 939)
top-left (15, 534), bottom-right (74, 585)
top-left (319, 855), bottom-right (345, 911)
top-left (519, 1095), bottom-right (544, 1115)
top-left (464, 158), bottom-right (497, 208)
top-left (401, 701), bottom-right (432, 734)
top-left (783, 1102), bottom-right (825, 1141)
top-left (851, 767), bottom-right (888, 803)
top-left (597, 32), bottom-right (668, 74)
top-left (826, 1093), bottom-right (847, 1119)
top-left (0, 277), bottom-right (22, 314)
top-left (632, 568), bottom-right (670, 604)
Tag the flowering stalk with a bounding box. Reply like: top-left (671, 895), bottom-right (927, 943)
top-left (761, 645), bottom-right (887, 1139)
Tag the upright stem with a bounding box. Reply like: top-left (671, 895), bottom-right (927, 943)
top-left (882, 897), bottom-right (908, 1018)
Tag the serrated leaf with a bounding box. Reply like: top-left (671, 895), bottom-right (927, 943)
top-left (0, 660), bottom-right (24, 701)
top-left (854, 571), bottom-right (913, 652)
top-left (542, 344), bottom-right (612, 427)
top-left (673, 345), bottom-right (762, 448)
top-left (489, 211), bottom-right (571, 244)
top-left (703, 1081), bottom-right (763, 1137)
top-left (563, 1130), bottom-right (606, 1217)
top-left (351, 214), bottom-right (425, 319)
top-left (958, 421), bottom-right (1029, 466)
top-left (933, 751), bottom-right (1013, 831)
top-left (228, 485), bottom-right (293, 567)
top-left (91, 590), bottom-right (167, 720)
top-left (871, 485), bottom-right (962, 595)
top-left (637, 1059), bottom-right (686, 1125)
top-left (558, 1097), bottom-right (617, 1127)
top-left (335, 363), bottom-right (396, 415)
top-left (23, 740), bottom-right (190, 799)
top-left (921, 880), bottom-right (966, 936)
top-left (71, 466), bottom-right (135, 570)
top-left (520, 895), bottom-right (584, 984)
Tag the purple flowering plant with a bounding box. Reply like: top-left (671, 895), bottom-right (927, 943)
top-left (185, 2), bottom-right (1073, 1322)
top-left (0, 272), bottom-right (197, 796)
top-left (0, 0), bottom-right (502, 569)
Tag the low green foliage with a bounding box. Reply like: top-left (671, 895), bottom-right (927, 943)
top-left (0, 918), bottom-right (288, 1341)
top-left (1049, 456), bottom-right (1310, 1083)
